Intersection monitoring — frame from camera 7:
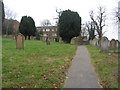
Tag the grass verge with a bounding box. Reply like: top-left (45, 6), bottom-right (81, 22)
top-left (86, 45), bottom-right (119, 88)
top-left (2, 38), bottom-right (78, 88)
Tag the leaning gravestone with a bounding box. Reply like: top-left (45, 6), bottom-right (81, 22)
top-left (70, 37), bottom-right (76, 45)
top-left (109, 39), bottom-right (116, 50)
top-left (100, 37), bottom-right (109, 53)
top-left (16, 33), bottom-right (24, 49)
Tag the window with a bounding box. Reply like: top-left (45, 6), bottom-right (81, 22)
top-left (46, 29), bottom-right (50, 31)
top-left (52, 33), bottom-right (57, 36)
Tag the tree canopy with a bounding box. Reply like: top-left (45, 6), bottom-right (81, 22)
top-left (58, 10), bottom-right (81, 43)
top-left (19, 16), bottom-right (36, 39)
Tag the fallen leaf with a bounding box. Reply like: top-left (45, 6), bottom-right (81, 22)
top-left (32, 75), bottom-right (35, 77)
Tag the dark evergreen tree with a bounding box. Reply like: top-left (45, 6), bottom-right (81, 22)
top-left (58, 10), bottom-right (81, 43)
top-left (19, 16), bottom-right (36, 39)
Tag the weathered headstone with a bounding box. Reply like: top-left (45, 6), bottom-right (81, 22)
top-left (23, 36), bottom-right (25, 40)
top-left (13, 36), bottom-right (16, 40)
top-left (109, 39), bottom-right (116, 50)
top-left (92, 38), bottom-right (98, 46)
top-left (70, 37), bottom-right (76, 45)
top-left (100, 37), bottom-right (109, 53)
top-left (116, 40), bottom-right (120, 49)
top-left (89, 40), bottom-right (92, 45)
top-left (59, 37), bottom-right (63, 43)
top-left (16, 33), bottom-right (24, 49)
top-left (46, 37), bottom-right (50, 45)
top-left (30, 36), bottom-right (34, 40)
top-left (26, 36), bottom-right (29, 40)
top-left (53, 38), bottom-right (56, 42)
top-left (91, 40), bottom-right (94, 46)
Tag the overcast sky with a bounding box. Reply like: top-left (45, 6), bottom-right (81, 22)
top-left (3, 0), bottom-right (119, 40)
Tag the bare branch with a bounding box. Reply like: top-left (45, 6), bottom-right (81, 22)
top-left (40, 19), bottom-right (51, 26)
top-left (5, 6), bottom-right (16, 19)
top-left (89, 6), bottom-right (107, 39)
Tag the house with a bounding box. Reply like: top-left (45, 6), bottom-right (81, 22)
top-left (36, 26), bottom-right (58, 41)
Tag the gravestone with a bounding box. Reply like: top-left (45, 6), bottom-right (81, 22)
top-left (109, 39), bottom-right (116, 50)
top-left (97, 39), bottom-right (101, 47)
top-left (59, 37), bottom-right (62, 43)
top-left (26, 36), bottom-right (29, 40)
top-left (91, 40), bottom-right (94, 46)
top-left (100, 37), bottom-right (109, 53)
top-left (33, 37), bottom-right (36, 40)
top-left (13, 36), bottom-right (16, 40)
top-left (30, 36), bottom-right (34, 40)
top-left (92, 38), bottom-right (98, 46)
top-left (53, 38), bottom-right (56, 42)
top-left (16, 33), bottom-right (24, 49)
top-left (23, 36), bottom-right (25, 40)
top-left (70, 37), bottom-right (76, 45)
top-left (89, 40), bottom-right (92, 45)
top-left (116, 40), bottom-right (120, 49)
top-left (46, 37), bottom-right (50, 45)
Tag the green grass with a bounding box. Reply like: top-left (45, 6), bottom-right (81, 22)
top-left (2, 38), bottom-right (78, 88)
top-left (86, 45), bottom-right (119, 88)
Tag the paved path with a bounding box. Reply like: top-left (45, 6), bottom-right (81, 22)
top-left (64, 46), bottom-right (100, 88)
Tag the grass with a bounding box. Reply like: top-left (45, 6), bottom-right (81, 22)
top-left (2, 38), bottom-right (78, 88)
top-left (86, 45), bottom-right (119, 88)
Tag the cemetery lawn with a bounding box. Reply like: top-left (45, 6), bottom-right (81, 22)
top-left (2, 38), bottom-right (78, 88)
top-left (86, 45), bottom-right (119, 88)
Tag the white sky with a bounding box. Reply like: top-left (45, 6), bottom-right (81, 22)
top-left (3, 0), bottom-right (119, 40)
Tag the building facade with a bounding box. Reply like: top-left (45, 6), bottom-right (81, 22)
top-left (36, 26), bottom-right (58, 41)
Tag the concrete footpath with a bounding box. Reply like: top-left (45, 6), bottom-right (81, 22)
top-left (64, 46), bottom-right (100, 88)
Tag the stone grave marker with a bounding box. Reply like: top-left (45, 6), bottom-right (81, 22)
top-left (109, 39), bottom-right (116, 50)
top-left (100, 37), bottom-right (109, 53)
top-left (89, 40), bottom-right (92, 45)
top-left (46, 37), bottom-right (50, 45)
top-left (116, 40), bottom-right (120, 49)
top-left (70, 37), bottom-right (76, 45)
top-left (26, 36), bottom-right (29, 40)
top-left (16, 33), bottom-right (24, 49)
top-left (92, 38), bottom-right (98, 46)
top-left (59, 37), bottom-right (62, 43)
top-left (30, 36), bottom-right (34, 40)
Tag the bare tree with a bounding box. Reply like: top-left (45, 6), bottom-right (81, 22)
top-left (54, 9), bottom-right (62, 24)
top-left (5, 6), bottom-right (16, 19)
top-left (85, 21), bottom-right (96, 40)
top-left (3, 6), bottom-right (17, 35)
top-left (89, 6), bottom-right (107, 39)
top-left (116, 1), bottom-right (120, 22)
top-left (81, 24), bottom-right (88, 37)
top-left (40, 19), bottom-right (51, 26)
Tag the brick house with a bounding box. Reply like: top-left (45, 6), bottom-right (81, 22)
top-left (36, 26), bottom-right (58, 41)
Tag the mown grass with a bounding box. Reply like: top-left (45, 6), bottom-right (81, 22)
top-left (86, 45), bottom-right (119, 88)
top-left (2, 38), bottom-right (78, 88)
